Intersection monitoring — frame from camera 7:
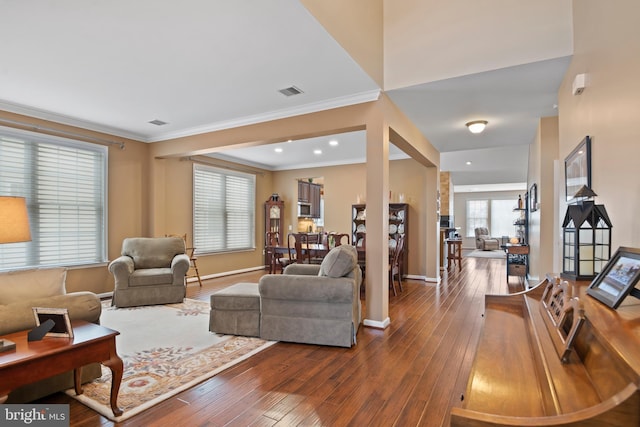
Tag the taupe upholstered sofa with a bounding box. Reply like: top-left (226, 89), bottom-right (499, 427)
top-left (258, 244), bottom-right (362, 348)
top-left (108, 237), bottom-right (190, 307)
top-left (0, 267), bottom-right (102, 402)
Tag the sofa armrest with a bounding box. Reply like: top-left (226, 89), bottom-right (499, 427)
top-left (171, 254), bottom-right (191, 284)
top-left (283, 264), bottom-right (320, 276)
top-left (0, 291), bottom-right (102, 336)
top-left (108, 256), bottom-right (134, 289)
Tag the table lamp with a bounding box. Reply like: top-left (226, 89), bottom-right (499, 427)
top-left (0, 196), bottom-right (31, 352)
top-left (0, 196), bottom-right (31, 244)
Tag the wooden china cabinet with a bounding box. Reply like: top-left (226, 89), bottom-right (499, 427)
top-left (352, 203), bottom-right (408, 277)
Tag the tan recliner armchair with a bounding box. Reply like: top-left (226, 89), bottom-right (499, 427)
top-left (475, 227), bottom-right (500, 251)
top-left (108, 237), bottom-right (190, 307)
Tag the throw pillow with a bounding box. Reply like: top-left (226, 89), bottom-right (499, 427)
top-left (0, 267), bottom-right (67, 305)
top-left (318, 244), bottom-right (357, 278)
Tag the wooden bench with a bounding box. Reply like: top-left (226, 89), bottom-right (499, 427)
top-left (451, 274), bottom-right (640, 426)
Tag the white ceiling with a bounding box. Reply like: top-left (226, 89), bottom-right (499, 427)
top-left (0, 1), bottom-right (572, 187)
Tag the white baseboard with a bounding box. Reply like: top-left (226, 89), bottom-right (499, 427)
top-left (363, 317), bottom-right (391, 329)
top-left (403, 274), bottom-right (440, 283)
top-left (185, 265), bottom-right (265, 287)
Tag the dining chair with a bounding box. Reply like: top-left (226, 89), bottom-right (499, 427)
top-left (308, 232), bottom-right (325, 264)
top-left (389, 234), bottom-right (405, 296)
top-left (265, 231), bottom-right (281, 274)
top-left (284, 232), bottom-right (306, 266)
top-left (166, 233), bottom-right (202, 287)
top-left (332, 233), bottom-right (350, 246)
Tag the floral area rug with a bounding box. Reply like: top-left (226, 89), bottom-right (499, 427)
top-left (66, 298), bottom-right (274, 422)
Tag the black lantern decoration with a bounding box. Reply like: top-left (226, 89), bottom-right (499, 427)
top-left (561, 186), bottom-right (612, 281)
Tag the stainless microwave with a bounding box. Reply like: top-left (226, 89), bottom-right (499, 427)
top-left (298, 202), bottom-right (312, 217)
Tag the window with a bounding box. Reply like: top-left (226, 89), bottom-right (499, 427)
top-left (193, 164), bottom-right (255, 253)
top-left (491, 199), bottom-right (517, 238)
top-left (0, 127), bottom-right (107, 270)
top-left (466, 200), bottom-right (488, 237)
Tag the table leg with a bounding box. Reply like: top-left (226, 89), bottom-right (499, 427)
top-left (73, 367), bottom-right (83, 395)
top-left (103, 353), bottom-right (124, 417)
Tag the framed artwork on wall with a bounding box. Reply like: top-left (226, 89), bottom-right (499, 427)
top-left (565, 136), bottom-right (592, 202)
top-left (529, 183), bottom-right (538, 212)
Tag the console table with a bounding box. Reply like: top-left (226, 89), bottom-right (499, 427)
top-left (0, 320), bottom-right (123, 417)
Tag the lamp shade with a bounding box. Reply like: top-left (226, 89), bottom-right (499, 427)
top-left (0, 196), bottom-right (31, 243)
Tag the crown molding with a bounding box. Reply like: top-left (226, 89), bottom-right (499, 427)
top-left (146, 89), bottom-right (381, 143)
top-left (0, 90), bottom-right (381, 144)
top-left (0, 100), bottom-right (147, 142)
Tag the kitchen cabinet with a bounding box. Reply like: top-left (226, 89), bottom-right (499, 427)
top-left (298, 180), bottom-right (322, 218)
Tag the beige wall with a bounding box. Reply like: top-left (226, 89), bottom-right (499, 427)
top-left (527, 117), bottom-right (559, 281)
top-left (556, 0), bottom-right (640, 256)
top-left (383, 0), bottom-right (573, 89)
top-left (301, 0), bottom-right (383, 88)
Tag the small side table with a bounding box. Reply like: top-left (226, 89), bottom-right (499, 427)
top-left (505, 244), bottom-right (529, 285)
top-left (0, 321), bottom-right (123, 417)
top-left (446, 239), bottom-right (462, 272)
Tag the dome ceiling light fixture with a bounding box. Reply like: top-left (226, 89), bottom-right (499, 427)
top-left (466, 120), bottom-right (488, 134)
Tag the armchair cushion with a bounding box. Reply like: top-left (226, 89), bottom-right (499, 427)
top-left (122, 237), bottom-right (186, 269)
top-left (318, 244), bottom-right (358, 278)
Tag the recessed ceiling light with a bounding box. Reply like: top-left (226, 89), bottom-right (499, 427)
top-left (148, 119), bottom-right (168, 126)
top-left (274, 147), bottom-right (283, 153)
top-left (466, 161), bottom-right (472, 165)
top-left (329, 140), bottom-right (339, 146)
top-left (313, 149), bottom-right (322, 155)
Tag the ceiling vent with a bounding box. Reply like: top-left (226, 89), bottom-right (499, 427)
top-left (148, 119), bottom-right (168, 126)
top-left (278, 86), bottom-right (304, 97)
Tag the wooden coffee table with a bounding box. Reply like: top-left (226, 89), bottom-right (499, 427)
top-left (0, 320), bottom-right (123, 417)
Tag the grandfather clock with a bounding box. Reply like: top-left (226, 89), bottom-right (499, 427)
top-left (265, 196), bottom-right (284, 270)
top-left (265, 196), bottom-right (284, 242)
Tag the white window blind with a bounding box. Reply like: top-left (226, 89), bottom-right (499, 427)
top-left (466, 200), bottom-right (488, 237)
top-left (490, 199), bottom-right (517, 239)
top-left (193, 164), bottom-right (255, 253)
top-left (0, 127), bottom-right (107, 270)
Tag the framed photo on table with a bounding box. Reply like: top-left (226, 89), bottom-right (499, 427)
top-left (587, 247), bottom-right (640, 309)
top-left (32, 307), bottom-right (74, 338)
top-left (565, 136), bottom-right (591, 202)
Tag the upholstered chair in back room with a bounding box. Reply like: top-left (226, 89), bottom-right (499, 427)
top-left (108, 237), bottom-right (190, 307)
top-left (474, 227), bottom-right (500, 251)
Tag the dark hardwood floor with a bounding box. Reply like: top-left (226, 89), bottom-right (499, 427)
top-left (38, 254), bottom-right (524, 426)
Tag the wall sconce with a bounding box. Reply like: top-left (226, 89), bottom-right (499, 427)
top-left (466, 120), bottom-right (488, 134)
